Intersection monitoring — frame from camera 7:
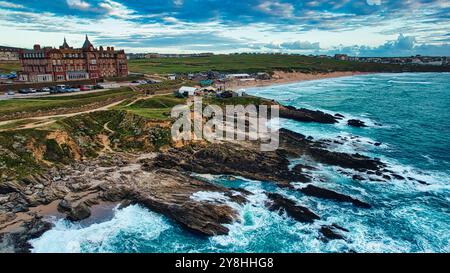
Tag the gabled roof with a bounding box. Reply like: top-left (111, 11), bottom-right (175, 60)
top-left (82, 35), bottom-right (93, 49)
top-left (61, 37), bottom-right (70, 49)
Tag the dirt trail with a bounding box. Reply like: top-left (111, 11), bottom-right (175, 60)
top-left (0, 99), bottom-right (127, 132)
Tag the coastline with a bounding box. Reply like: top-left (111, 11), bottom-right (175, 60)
top-left (226, 71), bottom-right (371, 90)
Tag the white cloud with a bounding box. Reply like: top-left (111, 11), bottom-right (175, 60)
top-left (257, 1), bottom-right (294, 18)
top-left (367, 0), bottom-right (382, 6)
top-left (0, 1), bottom-right (24, 9)
top-left (66, 0), bottom-right (91, 10)
top-left (173, 0), bottom-right (184, 6)
top-left (98, 0), bottom-right (134, 19)
top-left (163, 17), bottom-right (180, 24)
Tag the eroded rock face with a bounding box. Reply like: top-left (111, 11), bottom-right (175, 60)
top-left (99, 168), bottom-right (247, 236)
top-left (0, 216), bottom-right (52, 253)
top-left (151, 143), bottom-right (310, 185)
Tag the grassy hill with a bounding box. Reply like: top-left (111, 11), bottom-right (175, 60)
top-left (128, 54), bottom-right (450, 74)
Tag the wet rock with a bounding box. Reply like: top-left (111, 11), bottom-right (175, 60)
top-left (347, 119), bottom-right (367, 128)
top-left (266, 193), bottom-right (320, 223)
top-left (335, 113), bottom-right (345, 119)
top-left (300, 185), bottom-right (371, 209)
top-left (319, 225), bottom-right (347, 242)
top-left (280, 105), bottom-right (338, 124)
top-left (391, 174), bottom-right (405, 180)
top-left (307, 148), bottom-right (384, 171)
top-left (352, 174), bottom-right (365, 181)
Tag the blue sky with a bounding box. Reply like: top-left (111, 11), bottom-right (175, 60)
top-left (0, 0), bottom-right (449, 56)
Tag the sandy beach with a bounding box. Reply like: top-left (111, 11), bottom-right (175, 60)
top-left (226, 71), bottom-right (370, 90)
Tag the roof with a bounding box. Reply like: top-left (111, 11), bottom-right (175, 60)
top-left (82, 35), bottom-right (93, 49)
top-left (179, 86), bottom-right (197, 92)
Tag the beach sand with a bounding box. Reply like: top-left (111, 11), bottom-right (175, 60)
top-left (225, 71), bottom-right (369, 90)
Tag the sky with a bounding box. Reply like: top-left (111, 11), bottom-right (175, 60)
top-left (0, 0), bottom-right (449, 56)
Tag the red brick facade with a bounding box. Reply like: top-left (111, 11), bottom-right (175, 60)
top-left (19, 36), bottom-right (128, 83)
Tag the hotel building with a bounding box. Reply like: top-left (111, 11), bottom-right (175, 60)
top-left (18, 36), bottom-right (128, 83)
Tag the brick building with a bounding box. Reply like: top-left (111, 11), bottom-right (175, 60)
top-left (0, 46), bottom-right (22, 62)
top-left (18, 36), bottom-right (128, 82)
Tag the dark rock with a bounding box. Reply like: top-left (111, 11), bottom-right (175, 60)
top-left (0, 216), bottom-right (52, 253)
top-left (58, 200), bottom-right (91, 221)
top-left (280, 105), bottom-right (338, 124)
top-left (391, 174), bottom-right (405, 180)
top-left (335, 113), bottom-right (345, 119)
top-left (347, 119), bottom-right (367, 128)
top-left (352, 174), bottom-right (365, 181)
top-left (153, 142), bottom-right (310, 185)
top-left (307, 148), bottom-right (385, 171)
top-left (266, 193), bottom-right (320, 223)
top-left (300, 185), bottom-right (371, 208)
top-left (319, 226), bottom-right (345, 241)
top-left (374, 142), bottom-right (382, 147)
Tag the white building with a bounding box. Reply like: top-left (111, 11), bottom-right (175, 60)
top-left (178, 86), bottom-right (197, 96)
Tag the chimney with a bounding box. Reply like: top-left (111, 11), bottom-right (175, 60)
top-left (33, 44), bottom-right (41, 50)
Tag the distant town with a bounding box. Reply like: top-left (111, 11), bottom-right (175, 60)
top-left (127, 51), bottom-right (450, 67)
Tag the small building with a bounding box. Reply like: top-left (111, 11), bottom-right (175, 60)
top-left (334, 54), bottom-right (349, 61)
top-left (226, 73), bottom-right (251, 80)
top-left (178, 86), bottom-right (197, 96)
top-left (256, 72), bottom-right (271, 80)
top-left (200, 79), bottom-right (214, 87)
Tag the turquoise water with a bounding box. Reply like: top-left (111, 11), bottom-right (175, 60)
top-left (31, 73), bottom-right (450, 253)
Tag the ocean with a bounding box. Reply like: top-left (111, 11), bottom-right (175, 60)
top-left (30, 73), bottom-right (450, 253)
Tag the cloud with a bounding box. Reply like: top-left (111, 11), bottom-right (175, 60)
top-left (1, 0), bottom-right (449, 56)
top-left (329, 34), bottom-right (450, 56)
top-left (264, 40), bottom-right (321, 51)
top-left (0, 1), bottom-right (24, 9)
top-left (98, 0), bottom-right (135, 18)
top-left (256, 1), bottom-right (295, 18)
top-left (66, 0), bottom-right (91, 11)
top-left (366, 0), bottom-right (382, 6)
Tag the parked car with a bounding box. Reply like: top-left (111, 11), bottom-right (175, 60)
top-left (94, 84), bottom-right (104, 89)
top-left (80, 85), bottom-right (93, 91)
top-left (39, 87), bottom-right (51, 92)
top-left (28, 88), bottom-right (37, 93)
top-left (6, 90), bottom-right (14, 95)
top-left (18, 89), bottom-right (29, 94)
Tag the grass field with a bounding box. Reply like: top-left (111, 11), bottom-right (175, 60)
top-left (128, 54), bottom-right (446, 74)
top-left (0, 62), bottom-right (20, 73)
top-left (0, 88), bottom-right (135, 118)
top-left (114, 94), bottom-right (186, 120)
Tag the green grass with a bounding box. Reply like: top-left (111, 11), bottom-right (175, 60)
top-left (0, 62), bottom-right (20, 73)
top-left (115, 94), bottom-right (186, 120)
top-left (0, 88), bottom-right (135, 118)
top-left (204, 96), bottom-right (273, 107)
top-left (128, 54), bottom-right (448, 74)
